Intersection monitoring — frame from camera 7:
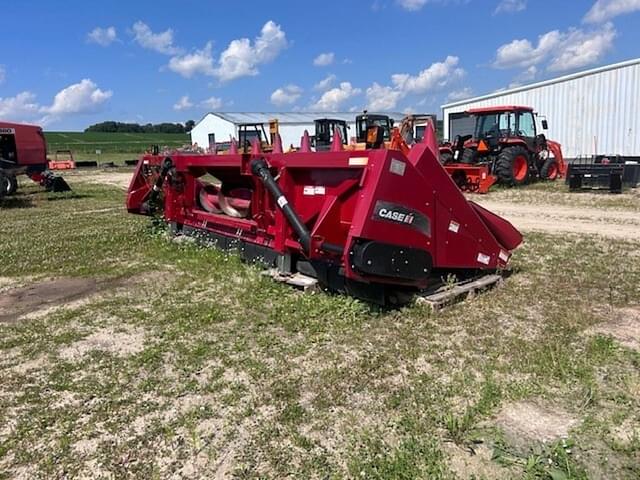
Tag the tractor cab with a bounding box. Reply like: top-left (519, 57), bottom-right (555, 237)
top-left (313, 118), bottom-right (348, 151)
top-left (355, 112), bottom-right (394, 148)
top-left (470, 106), bottom-right (543, 154)
top-left (237, 123), bottom-right (270, 152)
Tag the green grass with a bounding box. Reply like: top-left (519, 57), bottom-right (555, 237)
top-left (0, 177), bottom-right (639, 478)
top-left (44, 131), bottom-right (190, 155)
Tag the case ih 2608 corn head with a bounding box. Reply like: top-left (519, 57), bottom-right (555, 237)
top-left (127, 125), bottom-right (522, 305)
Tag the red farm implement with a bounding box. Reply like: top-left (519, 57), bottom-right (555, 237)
top-left (127, 126), bottom-right (522, 305)
top-left (0, 121), bottom-right (70, 201)
top-left (48, 149), bottom-right (76, 170)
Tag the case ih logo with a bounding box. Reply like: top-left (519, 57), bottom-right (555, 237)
top-left (373, 201), bottom-right (431, 236)
top-left (0, 128), bottom-right (16, 134)
top-left (378, 208), bottom-right (415, 225)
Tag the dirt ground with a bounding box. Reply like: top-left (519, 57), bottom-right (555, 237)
top-left (474, 199), bottom-right (640, 240)
top-left (2, 173), bottom-right (640, 478)
top-left (63, 168), bottom-right (134, 190)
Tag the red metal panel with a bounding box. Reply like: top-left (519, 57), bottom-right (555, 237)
top-left (467, 106), bottom-right (534, 114)
top-left (126, 144), bottom-right (522, 290)
top-left (0, 121), bottom-right (47, 168)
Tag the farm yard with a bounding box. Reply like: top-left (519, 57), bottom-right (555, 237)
top-left (1, 171), bottom-right (639, 479)
top-left (4, 1), bottom-right (640, 478)
top-left (44, 132), bottom-right (190, 163)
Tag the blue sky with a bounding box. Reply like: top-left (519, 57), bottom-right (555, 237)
top-left (1, 0), bottom-right (639, 130)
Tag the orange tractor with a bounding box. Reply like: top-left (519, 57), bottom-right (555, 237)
top-left (439, 106), bottom-right (566, 192)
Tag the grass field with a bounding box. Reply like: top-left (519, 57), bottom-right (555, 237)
top-left (44, 132), bottom-right (190, 156)
top-left (1, 176), bottom-right (639, 479)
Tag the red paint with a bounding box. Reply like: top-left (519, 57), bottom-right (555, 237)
top-left (127, 142), bottom-right (523, 291)
top-left (467, 105), bottom-right (534, 114)
top-left (513, 155), bottom-right (528, 181)
top-left (0, 121), bottom-right (47, 170)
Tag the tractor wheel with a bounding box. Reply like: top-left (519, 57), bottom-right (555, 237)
top-left (495, 146), bottom-right (530, 186)
top-left (540, 157), bottom-right (559, 181)
top-left (460, 148), bottom-right (476, 164)
top-left (5, 174), bottom-right (18, 195)
top-left (439, 152), bottom-right (453, 164)
top-left (0, 172), bottom-right (6, 201)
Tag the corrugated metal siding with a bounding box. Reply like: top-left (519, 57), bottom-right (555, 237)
top-left (442, 60), bottom-right (640, 158)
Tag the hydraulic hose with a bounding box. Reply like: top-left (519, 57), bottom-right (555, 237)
top-left (250, 158), bottom-right (342, 256)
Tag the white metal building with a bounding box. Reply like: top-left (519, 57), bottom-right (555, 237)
top-left (441, 58), bottom-right (640, 158)
top-left (190, 112), bottom-right (406, 150)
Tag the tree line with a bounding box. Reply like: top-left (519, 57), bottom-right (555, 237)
top-left (85, 120), bottom-right (196, 134)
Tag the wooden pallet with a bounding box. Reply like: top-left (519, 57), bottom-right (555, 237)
top-left (415, 274), bottom-right (503, 310)
top-left (263, 269), bottom-right (319, 290)
top-left (265, 268), bottom-right (504, 309)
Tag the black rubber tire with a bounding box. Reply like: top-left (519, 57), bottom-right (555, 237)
top-left (5, 174), bottom-right (17, 195)
top-left (539, 157), bottom-right (559, 181)
top-left (460, 148), bottom-right (476, 164)
top-left (0, 172), bottom-right (6, 201)
top-left (439, 152), bottom-right (453, 164)
top-left (495, 146), bottom-right (530, 186)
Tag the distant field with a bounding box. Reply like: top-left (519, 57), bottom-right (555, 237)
top-left (44, 132), bottom-right (190, 154)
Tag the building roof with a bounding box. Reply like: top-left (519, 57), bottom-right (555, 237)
top-left (467, 105), bottom-right (533, 114)
top-left (199, 111), bottom-right (406, 126)
top-left (442, 57), bottom-right (640, 110)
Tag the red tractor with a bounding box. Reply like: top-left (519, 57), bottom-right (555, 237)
top-left (439, 106), bottom-right (566, 190)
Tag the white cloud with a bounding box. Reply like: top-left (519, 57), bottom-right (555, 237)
top-left (168, 42), bottom-right (215, 78)
top-left (45, 79), bottom-right (112, 115)
top-left (87, 26), bottom-right (117, 46)
top-left (0, 65), bottom-right (5, 85)
top-left (131, 21), bottom-right (181, 55)
top-left (214, 20), bottom-right (287, 82)
top-left (515, 65), bottom-right (538, 83)
top-left (366, 83), bottom-right (404, 110)
top-left (493, 30), bottom-right (562, 69)
top-left (584, 0), bottom-right (640, 23)
top-left (365, 56), bottom-right (464, 110)
top-left (446, 87), bottom-right (474, 101)
top-left (493, 24), bottom-right (616, 72)
top-left (173, 96), bottom-right (193, 111)
top-left (314, 74), bottom-right (337, 91)
top-left (397, 0), bottom-right (429, 11)
top-left (313, 52), bottom-right (335, 66)
top-left (494, 0), bottom-right (526, 14)
top-left (1, 80), bottom-right (111, 124)
top-left (270, 85), bottom-right (303, 106)
top-left (0, 92), bottom-right (40, 121)
top-left (548, 23), bottom-right (616, 71)
top-left (311, 82), bottom-right (362, 111)
top-left (391, 56), bottom-right (464, 94)
top-left (201, 97), bottom-right (223, 110)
